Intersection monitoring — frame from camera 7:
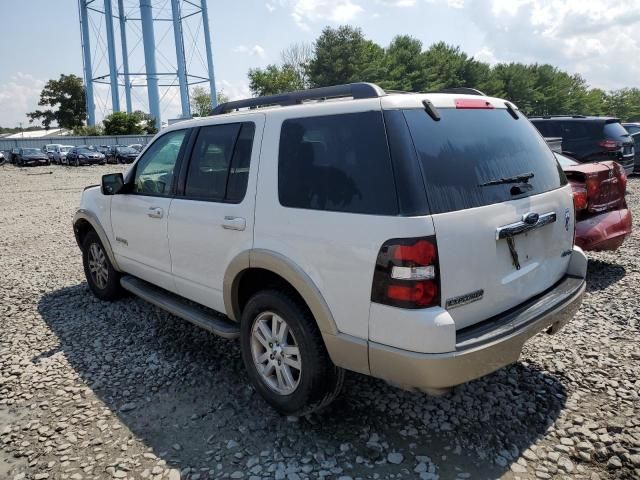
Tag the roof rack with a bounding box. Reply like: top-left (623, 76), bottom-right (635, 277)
top-left (211, 82), bottom-right (385, 115)
top-left (432, 87), bottom-right (486, 96)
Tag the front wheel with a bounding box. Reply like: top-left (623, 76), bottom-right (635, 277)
top-left (240, 290), bottom-right (344, 416)
top-left (82, 231), bottom-right (123, 301)
top-left (75, 158), bottom-right (80, 167)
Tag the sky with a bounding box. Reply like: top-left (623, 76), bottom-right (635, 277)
top-left (0, 0), bottom-right (639, 128)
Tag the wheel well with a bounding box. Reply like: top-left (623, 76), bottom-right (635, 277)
top-left (74, 219), bottom-right (94, 247)
top-left (235, 268), bottom-right (309, 319)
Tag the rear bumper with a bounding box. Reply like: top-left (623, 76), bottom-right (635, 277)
top-left (575, 208), bottom-right (632, 251)
top-left (365, 245), bottom-right (587, 392)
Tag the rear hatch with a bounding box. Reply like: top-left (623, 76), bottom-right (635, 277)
top-left (402, 105), bottom-right (574, 330)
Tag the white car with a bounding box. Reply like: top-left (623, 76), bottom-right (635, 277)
top-left (45, 144), bottom-right (73, 165)
top-left (73, 83), bottom-right (587, 415)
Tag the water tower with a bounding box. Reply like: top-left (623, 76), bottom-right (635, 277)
top-left (77, 0), bottom-right (218, 127)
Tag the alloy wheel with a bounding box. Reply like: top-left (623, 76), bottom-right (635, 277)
top-left (88, 242), bottom-right (108, 289)
top-left (250, 311), bottom-right (302, 395)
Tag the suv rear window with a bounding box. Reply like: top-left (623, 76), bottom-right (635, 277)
top-left (278, 111), bottom-right (398, 215)
top-left (604, 121), bottom-right (629, 139)
top-left (403, 108), bottom-right (566, 215)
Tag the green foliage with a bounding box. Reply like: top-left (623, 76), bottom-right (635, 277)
top-left (103, 111), bottom-right (157, 135)
top-left (248, 64), bottom-right (306, 96)
top-left (190, 87), bottom-right (229, 117)
top-left (27, 74), bottom-right (86, 129)
top-left (72, 124), bottom-right (104, 136)
top-left (246, 25), bottom-right (640, 122)
top-left (307, 26), bottom-right (384, 87)
top-left (603, 88), bottom-right (640, 121)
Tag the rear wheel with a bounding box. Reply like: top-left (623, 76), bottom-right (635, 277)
top-left (82, 231), bottom-right (123, 301)
top-left (240, 290), bottom-right (344, 416)
top-left (74, 158), bottom-right (80, 167)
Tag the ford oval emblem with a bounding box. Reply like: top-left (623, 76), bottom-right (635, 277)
top-left (522, 212), bottom-right (539, 225)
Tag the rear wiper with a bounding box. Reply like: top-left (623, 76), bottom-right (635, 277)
top-left (479, 172), bottom-right (534, 187)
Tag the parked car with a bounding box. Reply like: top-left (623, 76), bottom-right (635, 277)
top-left (107, 145), bottom-right (138, 164)
top-left (53, 145), bottom-right (74, 165)
top-left (43, 143), bottom-right (64, 161)
top-left (66, 147), bottom-right (106, 166)
top-left (556, 152), bottom-right (631, 251)
top-left (128, 144), bottom-right (144, 153)
top-left (16, 147), bottom-right (50, 166)
top-left (74, 83), bottom-right (587, 415)
top-left (9, 147), bottom-right (20, 164)
top-left (530, 116), bottom-right (635, 175)
top-left (0, 151), bottom-right (5, 165)
top-left (622, 123), bottom-right (640, 173)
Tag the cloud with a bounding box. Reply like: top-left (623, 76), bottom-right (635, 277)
top-left (233, 45), bottom-right (267, 58)
top-left (0, 72), bottom-right (45, 128)
top-left (266, 2), bottom-right (276, 12)
top-left (217, 80), bottom-right (251, 101)
top-left (274, 0), bottom-right (364, 30)
top-left (376, 0), bottom-right (416, 6)
top-left (465, 0), bottom-right (640, 90)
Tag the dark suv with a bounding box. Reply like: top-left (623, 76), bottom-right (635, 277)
top-left (530, 116), bottom-right (635, 175)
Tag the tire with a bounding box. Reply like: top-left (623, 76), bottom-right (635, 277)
top-left (240, 290), bottom-right (344, 416)
top-left (75, 158), bottom-right (80, 167)
top-left (82, 231), bottom-right (123, 301)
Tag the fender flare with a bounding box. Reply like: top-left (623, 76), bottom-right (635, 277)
top-left (73, 209), bottom-right (122, 272)
top-left (223, 249), bottom-right (338, 335)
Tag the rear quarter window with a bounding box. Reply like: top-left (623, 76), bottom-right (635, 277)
top-left (403, 108), bottom-right (566, 215)
top-left (278, 111), bottom-right (398, 215)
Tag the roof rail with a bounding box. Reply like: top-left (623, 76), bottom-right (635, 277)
top-left (211, 82), bottom-right (385, 115)
top-left (432, 87), bottom-right (486, 96)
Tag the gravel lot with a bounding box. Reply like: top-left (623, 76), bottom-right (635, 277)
top-left (1, 164), bottom-right (639, 480)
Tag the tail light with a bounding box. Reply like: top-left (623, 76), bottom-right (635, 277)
top-left (371, 237), bottom-right (440, 309)
top-left (570, 182), bottom-right (588, 211)
top-left (599, 139), bottom-right (620, 151)
top-left (613, 162), bottom-right (627, 192)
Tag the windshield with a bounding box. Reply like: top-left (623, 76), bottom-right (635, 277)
top-left (78, 148), bottom-right (95, 154)
top-left (555, 152), bottom-right (578, 167)
top-left (61, 146), bottom-right (73, 152)
top-left (402, 108), bottom-right (567, 214)
top-left (23, 148), bottom-right (41, 155)
top-left (117, 147), bottom-right (136, 154)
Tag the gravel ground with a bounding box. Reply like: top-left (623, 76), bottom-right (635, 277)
top-left (1, 164), bottom-right (639, 480)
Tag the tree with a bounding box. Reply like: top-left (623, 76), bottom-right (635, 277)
top-left (248, 64), bottom-right (306, 96)
top-left (604, 88), bottom-right (640, 121)
top-left (307, 26), bottom-right (384, 87)
top-left (27, 74), bottom-right (86, 129)
top-left (102, 110), bottom-right (157, 135)
top-left (377, 35), bottom-right (425, 92)
top-left (190, 87), bottom-right (229, 117)
top-left (280, 42), bottom-right (314, 89)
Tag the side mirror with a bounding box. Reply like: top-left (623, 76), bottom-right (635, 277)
top-left (101, 173), bottom-right (124, 195)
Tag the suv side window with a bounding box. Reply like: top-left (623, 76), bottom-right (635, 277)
top-left (278, 111), bottom-right (398, 215)
top-left (133, 129), bottom-right (187, 196)
top-left (184, 122), bottom-right (255, 202)
top-left (560, 121), bottom-right (589, 140)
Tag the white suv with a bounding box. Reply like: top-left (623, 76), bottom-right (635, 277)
top-left (74, 83), bottom-right (587, 415)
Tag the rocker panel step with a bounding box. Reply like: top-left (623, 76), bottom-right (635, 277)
top-left (120, 275), bottom-right (240, 339)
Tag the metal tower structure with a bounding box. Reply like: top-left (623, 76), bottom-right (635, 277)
top-left (77, 0), bottom-right (218, 128)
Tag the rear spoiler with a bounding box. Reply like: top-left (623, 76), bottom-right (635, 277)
top-left (544, 137), bottom-right (563, 153)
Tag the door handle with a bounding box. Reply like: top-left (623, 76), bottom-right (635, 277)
top-left (147, 207), bottom-right (163, 219)
top-left (222, 216), bottom-right (246, 231)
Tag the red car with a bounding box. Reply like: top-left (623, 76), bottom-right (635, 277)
top-left (556, 153), bottom-right (632, 251)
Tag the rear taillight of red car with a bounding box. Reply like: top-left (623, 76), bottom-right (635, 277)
top-left (371, 237), bottom-right (440, 309)
top-left (612, 161), bottom-right (628, 192)
top-left (571, 182), bottom-right (588, 211)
